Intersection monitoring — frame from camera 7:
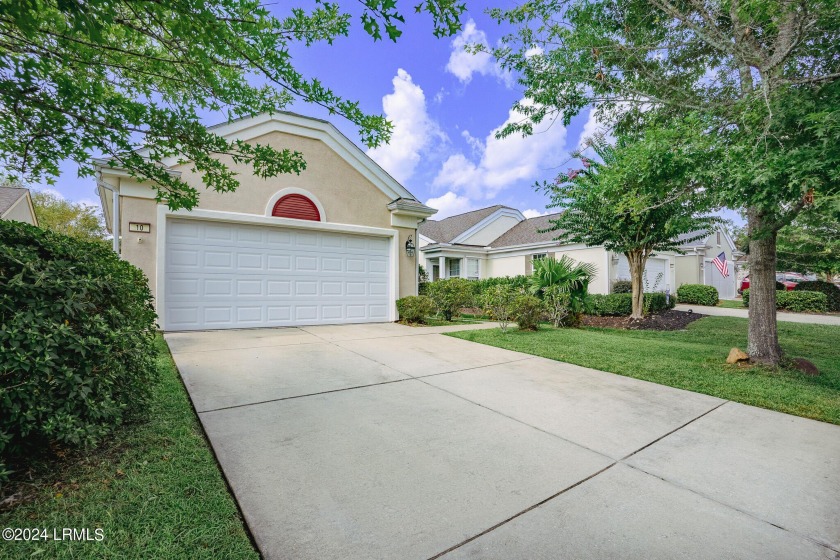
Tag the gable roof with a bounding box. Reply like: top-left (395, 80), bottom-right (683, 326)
top-left (0, 187), bottom-right (28, 215)
top-left (109, 111), bottom-right (428, 206)
top-left (419, 205), bottom-right (513, 243)
top-left (489, 213), bottom-right (564, 247)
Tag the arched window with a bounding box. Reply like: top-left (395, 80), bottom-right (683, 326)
top-left (271, 194), bottom-right (321, 221)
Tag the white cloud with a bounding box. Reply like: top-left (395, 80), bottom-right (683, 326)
top-left (424, 191), bottom-right (475, 219)
top-left (460, 130), bottom-right (483, 156)
top-left (432, 100), bottom-right (568, 201)
top-left (445, 19), bottom-right (511, 87)
top-left (366, 69), bottom-right (441, 184)
top-left (522, 209), bottom-right (548, 218)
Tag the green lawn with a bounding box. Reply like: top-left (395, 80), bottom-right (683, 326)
top-left (447, 316), bottom-right (840, 425)
top-left (0, 337), bottom-right (258, 559)
top-left (717, 299), bottom-right (745, 309)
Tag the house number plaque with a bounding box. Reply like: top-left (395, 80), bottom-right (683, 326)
top-left (128, 222), bottom-right (151, 233)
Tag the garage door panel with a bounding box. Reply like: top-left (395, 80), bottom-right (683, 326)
top-left (616, 256), bottom-right (669, 291)
top-left (164, 219), bottom-right (391, 330)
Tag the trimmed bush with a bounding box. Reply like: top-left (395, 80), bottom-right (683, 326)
top-left (645, 292), bottom-right (676, 313)
top-left (511, 294), bottom-right (543, 330)
top-left (612, 280), bottom-right (632, 294)
top-left (676, 284), bottom-right (719, 306)
top-left (396, 295), bottom-right (435, 323)
top-left (472, 275), bottom-right (530, 296)
top-left (742, 289), bottom-right (828, 313)
top-left (480, 284), bottom-right (517, 332)
top-left (425, 278), bottom-right (475, 321)
top-left (778, 291), bottom-right (828, 313)
top-left (590, 293), bottom-right (633, 316)
top-left (794, 280), bottom-right (840, 312)
top-left (1, 220), bottom-right (158, 480)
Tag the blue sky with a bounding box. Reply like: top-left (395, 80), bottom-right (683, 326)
top-left (42, 5), bottom-right (742, 225)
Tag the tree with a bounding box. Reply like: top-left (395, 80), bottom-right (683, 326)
top-left (0, 0), bottom-right (465, 210)
top-left (541, 130), bottom-right (719, 319)
top-left (776, 201), bottom-right (840, 281)
top-left (30, 190), bottom-right (108, 243)
top-left (486, 0), bottom-right (840, 364)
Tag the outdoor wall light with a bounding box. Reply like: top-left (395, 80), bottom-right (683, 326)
top-left (405, 235), bottom-right (416, 257)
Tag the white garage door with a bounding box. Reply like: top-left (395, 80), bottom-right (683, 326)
top-left (704, 259), bottom-right (736, 300)
top-left (163, 219), bottom-right (391, 330)
top-left (616, 256), bottom-right (669, 291)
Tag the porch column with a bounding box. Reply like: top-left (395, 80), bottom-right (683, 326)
top-left (439, 256), bottom-right (446, 279)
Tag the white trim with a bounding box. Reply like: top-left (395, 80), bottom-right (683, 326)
top-left (155, 206), bottom-right (398, 330)
top-left (450, 208), bottom-right (525, 245)
top-left (264, 187), bottom-right (327, 222)
top-left (418, 233), bottom-right (435, 245)
top-left (1, 192), bottom-right (37, 225)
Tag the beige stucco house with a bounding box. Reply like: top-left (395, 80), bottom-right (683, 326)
top-left (96, 112), bottom-right (435, 331)
top-left (419, 205), bottom-right (742, 298)
top-left (0, 187), bottom-right (38, 226)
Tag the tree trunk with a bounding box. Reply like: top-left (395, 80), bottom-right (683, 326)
top-left (746, 207), bottom-right (782, 365)
top-left (626, 250), bottom-right (646, 319)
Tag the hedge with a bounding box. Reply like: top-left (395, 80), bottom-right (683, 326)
top-left (742, 289), bottom-right (828, 313)
top-left (794, 280), bottom-right (840, 312)
top-left (612, 280), bottom-right (632, 294)
top-left (676, 284), bottom-right (719, 306)
top-left (590, 292), bottom-right (675, 316)
top-left (0, 220), bottom-right (158, 480)
top-left (396, 295), bottom-right (435, 323)
top-left (470, 275), bottom-right (530, 295)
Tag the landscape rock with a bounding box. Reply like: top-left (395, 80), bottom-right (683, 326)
top-left (726, 347), bottom-right (749, 364)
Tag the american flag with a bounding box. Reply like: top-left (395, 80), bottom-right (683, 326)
top-left (712, 252), bottom-right (729, 277)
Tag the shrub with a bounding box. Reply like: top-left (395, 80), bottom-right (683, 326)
top-left (480, 284), bottom-right (517, 332)
top-left (512, 294), bottom-right (543, 330)
top-left (742, 289), bottom-right (827, 313)
top-left (777, 291), bottom-right (828, 313)
top-left (396, 295), bottom-right (435, 323)
top-left (612, 280), bottom-right (632, 294)
top-left (676, 284), bottom-right (719, 306)
top-left (794, 280), bottom-right (840, 312)
top-left (644, 292), bottom-right (676, 314)
top-left (472, 275), bottom-right (530, 296)
top-left (589, 293), bottom-right (633, 316)
top-left (425, 278), bottom-right (474, 321)
top-left (0, 220), bottom-right (158, 480)
top-left (542, 285), bottom-right (572, 327)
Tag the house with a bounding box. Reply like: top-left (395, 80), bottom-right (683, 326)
top-left (0, 187), bottom-right (38, 226)
top-left (95, 112), bottom-right (436, 331)
top-left (419, 205), bottom-right (742, 297)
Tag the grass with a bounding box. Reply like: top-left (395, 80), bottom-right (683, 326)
top-left (447, 316), bottom-right (840, 425)
top-left (0, 336), bottom-right (258, 560)
top-left (717, 299), bottom-right (745, 309)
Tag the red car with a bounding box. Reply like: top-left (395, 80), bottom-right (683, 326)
top-left (739, 274), bottom-right (799, 294)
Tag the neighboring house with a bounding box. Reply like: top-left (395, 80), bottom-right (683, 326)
top-left (419, 205), bottom-right (742, 297)
top-left (96, 112), bottom-right (435, 331)
top-left (0, 187), bottom-right (38, 226)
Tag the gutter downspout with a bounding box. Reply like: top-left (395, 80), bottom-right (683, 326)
top-left (96, 170), bottom-right (120, 254)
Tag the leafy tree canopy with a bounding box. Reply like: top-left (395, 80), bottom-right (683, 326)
top-left (776, 199), bottom-right (840, 279)
top-left (0, 0), bottom-right (466, 210)
top-left (30, 189), bottom-right (108, 244)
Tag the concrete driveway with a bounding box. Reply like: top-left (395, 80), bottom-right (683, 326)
top-left (165, 323), bottom-right (840, 560)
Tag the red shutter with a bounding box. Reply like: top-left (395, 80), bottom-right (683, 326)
top-left (272, 194), bottom-right (321, 221)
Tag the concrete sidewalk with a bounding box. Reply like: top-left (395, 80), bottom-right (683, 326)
top-left (675, 303), bottom-right (840, 325)
top-left (166, 323), bottom-right (840, 559)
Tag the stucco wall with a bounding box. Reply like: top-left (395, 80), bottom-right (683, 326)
top-left (487, 255), bottom-right (526, 278)
top-left (554, 247), bottom-right (610, 294)
top-left (2, 196), bottom-right (36, 225)
top-left (675, 254), bottom-right (702, 287)
top-left (459, 215), bottom-right (520, 246)
top-left (119, 196), bottom-right (160, 299)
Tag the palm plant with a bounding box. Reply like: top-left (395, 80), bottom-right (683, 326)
top-left (529, 256), bottom-right (597, 323)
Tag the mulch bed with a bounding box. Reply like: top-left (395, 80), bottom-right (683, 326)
top-left (581, 309), bottom-right (706, 331)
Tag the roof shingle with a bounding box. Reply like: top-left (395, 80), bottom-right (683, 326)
top-left (419, 205), bottom-right (512, 243)
top-left (0, 187), bottom-right (28, 215)
top-left (488, 213), bottom-right (564, 247)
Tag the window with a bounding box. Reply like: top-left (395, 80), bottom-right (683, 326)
top-left (466, 258), bottom-right (479, 280)
top-left (272, 194), bottom-right (320, 221)
top-left (532, 253), bottom-right (547, 262)
top-left (716, 231), bottom-right (721, 245)
top-left (447, 259), bottom-right (461, 278)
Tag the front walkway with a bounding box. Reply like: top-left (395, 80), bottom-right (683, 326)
top-left (675, 303), bottom-right (840, 325)
top-left (166, 323), bottom-right (840, 559)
